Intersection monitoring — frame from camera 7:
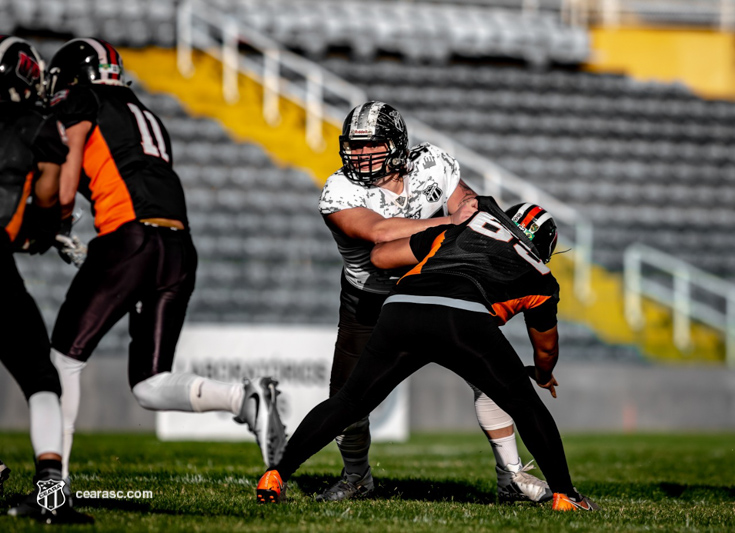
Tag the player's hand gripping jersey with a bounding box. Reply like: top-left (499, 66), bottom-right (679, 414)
top-left (50, 85), bottom-right (188, 235)
top-left (0, 104), bottom-right (68, 243)
top-left (319, 142), bottom-right (460, 294)
top-left (398, 197), bottom-right (560, 331)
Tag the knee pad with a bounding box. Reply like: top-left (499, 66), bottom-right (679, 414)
top-left (468, 382), bottom-right (514, 431)
top-left (131, 372), bottom-right (197, 411)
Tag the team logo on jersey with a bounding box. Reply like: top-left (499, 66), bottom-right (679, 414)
top-left (36, 479), bottom-right (66, 512)
top-left (422, 155), bottom-right (436, 169)
top-left (16, 51), bottom-right (40, 85)
top-left (423, 184), bottom-right (443, 203)
top-left (395, 196), bottom-right (407, 207)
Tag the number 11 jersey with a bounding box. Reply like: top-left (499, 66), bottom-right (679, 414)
top-left (50, 85), bottom-right (188, 235)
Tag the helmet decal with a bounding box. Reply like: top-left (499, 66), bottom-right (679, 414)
top-left (15, 51), bottom-right (40, 85)
top-left (0, 36), bottom-right (44, 104)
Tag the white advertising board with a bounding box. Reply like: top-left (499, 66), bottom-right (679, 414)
top-left (157, 325), bottom-right (409, 442)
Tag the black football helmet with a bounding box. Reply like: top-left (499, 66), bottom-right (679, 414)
top-left (339, 101), bottom-right (409, 186)
top-left (0, 36), bottom-right (44, 105)
top-left (505, 203), bottom-right (558, 263)
top-left (47, 38), bottom-right (126, 96)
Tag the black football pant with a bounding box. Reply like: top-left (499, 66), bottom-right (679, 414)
top-left (51, 221), bottom-right (197, 387)
top-left (327, 275), bottom-right (389, 465)
top-left (273, 302), bottom-right (576, 495)
top-left (0, 232), bottom-right (61, 399)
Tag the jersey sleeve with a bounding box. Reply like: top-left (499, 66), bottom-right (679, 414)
top-left (50, 86), bottom-right (98, 128)
top-left (429, 144), bottom-right (461, 200)
top-left (523, 276), bottom-right (560, 332)
top-left (409, 224), bottom-right (453, 260)
top-left (31, 116), bottom-right (69, 165)
top-left (318, 170), bottom-right (368, 215)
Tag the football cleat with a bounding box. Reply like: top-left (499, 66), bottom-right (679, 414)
top-left (256, 470), bottom-right (286, 504)
top-left (315, 467), bottom-right (374, 502)
top-left (0, 461), bottom-right (10, 498)
top-left (8, 486), bottom-right (94, 524)
top-left (234, 377), bottom-right (288, 468)
top-left (497, 461), bottom-right (553, 503)
top-left (552, 492), bottom-right (599, 511)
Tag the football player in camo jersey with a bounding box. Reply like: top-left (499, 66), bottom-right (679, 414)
top-left (315, 101), bottom-right (551, 503)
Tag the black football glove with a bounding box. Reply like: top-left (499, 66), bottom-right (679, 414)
top-left (14, 202), bottom-right (61, 255)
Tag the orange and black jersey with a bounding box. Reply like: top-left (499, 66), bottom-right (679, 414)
top-left (0, 104), bottom-right (68, 242)
top-left (398, 199), bottom-right (559, 331)
top-left (51, 85), bottom-right (188, 235)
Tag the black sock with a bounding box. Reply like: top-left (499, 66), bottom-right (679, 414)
top-left (36, 459), bottom-right (63, 481)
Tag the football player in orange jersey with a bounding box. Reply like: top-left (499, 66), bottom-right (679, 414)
top-left (0, 35), bottom-right (93, 524)
top-left (45, 39), bottom-right (286, 486)
top-left (258, 197), bottom-right (597, 511)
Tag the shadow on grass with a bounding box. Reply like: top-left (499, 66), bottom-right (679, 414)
top-left (293, 474), bottom-right (498, 504)
top-left (658, 482), bottom-right (735, 501)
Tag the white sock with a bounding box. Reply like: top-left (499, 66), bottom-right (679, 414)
top-left (189, 377), bottom-right (243, 414)
top-left (131, 372), bottom-right (243, 413)
top-left (50, 349), bottom-right (86, 480)
top-left (28, 391), bottom-right (63, 458)
top-left (489, 434), bottom-right (521, 471)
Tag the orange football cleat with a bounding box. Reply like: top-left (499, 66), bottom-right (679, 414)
top-left (552, 492), bottom-right (599, 511)
top-left (257, 470), bottom-right (286, 504)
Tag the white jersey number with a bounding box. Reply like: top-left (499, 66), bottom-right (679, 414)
top-left (127, 103), bottom-right (170, 162)
top-left (468, 213), bottom-right (549, 274)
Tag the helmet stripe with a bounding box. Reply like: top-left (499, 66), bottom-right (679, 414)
top-left (349, 103), bottom-right (365, 135)
top-left (0, 36), bottom-right (24, 62)
top-left (511, 202), bottom-right (533, 222)
top-left (534, 211), bottom-right (552, 227)
top-left (103, 41), bottom-right (119, 79)
top-left (81, 38), bottom-right (110, 67)
top-left (521, 205), bottom-right (544, 228)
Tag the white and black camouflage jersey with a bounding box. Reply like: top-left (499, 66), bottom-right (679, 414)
top-left (319, 142), bottom-right (461, 294)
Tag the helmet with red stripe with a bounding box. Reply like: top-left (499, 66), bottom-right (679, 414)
top-left (0, 36), bottom-right (45, 105)
top-left (47, 38), bottom-right (126, 96)
top-left (505, 203), bottom-right (558, 263)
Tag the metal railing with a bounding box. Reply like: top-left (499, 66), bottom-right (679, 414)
top-left (561, 0), bottom-right (735, 30)
top-left (624, 243), bottom-right (735, 367)
top-left (176, 0), bottom-right (593, 302)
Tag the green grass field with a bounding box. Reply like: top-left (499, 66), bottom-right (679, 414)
top-left (0, 432), bottom-right (733, 532)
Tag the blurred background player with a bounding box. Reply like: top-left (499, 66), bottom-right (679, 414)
top-left (258, 197), bottom-right (597, 511)
top-left (0, 35), bottom-right (92, 524)
top-left (43, 38), bottom-right (286, 481)
top-left (317, 101), bottom-right (550, 503)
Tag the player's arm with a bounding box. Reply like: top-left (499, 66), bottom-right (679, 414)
top-left (326, 196), bottom-right (476, 244)
top-left (59, 120), bottom-right (92, 220)
top-left (371, 224), bottom-right (448, 270)
top-left (371, 237), bottom-right (417, 269)
top-left (527, 325), bottom-right (559, 398)
top-left (447, 179), bottom-right (477, 214)
top-left (326, 208), bottom-right (447, 244)
top-left (33, 162), bottom-right (61, 208)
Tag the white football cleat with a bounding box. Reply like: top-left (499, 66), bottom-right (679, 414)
top-left (234, 377), bottom-right (287, 468)
top-left (497, 460), bottom-right (553, 503)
